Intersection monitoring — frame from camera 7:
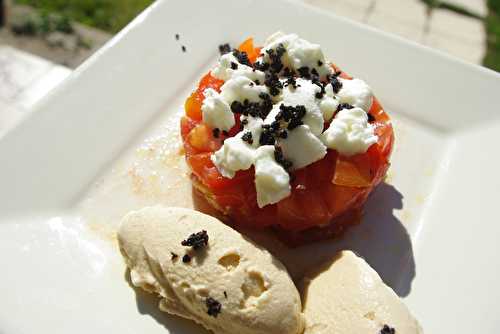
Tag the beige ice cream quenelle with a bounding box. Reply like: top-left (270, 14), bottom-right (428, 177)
top-left (118, 206), bottom-right (304, 334)
top-left (302, 251), bottom-right (423, 334)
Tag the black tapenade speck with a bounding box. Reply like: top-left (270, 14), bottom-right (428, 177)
top-left (212, 128), bottom-right (220, 138)
top-left (331, 76), bottom-right (343, 94)
top-left (224, 291), bottom-right (228, 298)
top-left (175, 33), bottom-right (180, 40)
top-left (230, 62), bottom-right (238, 70)
top-left (380, 324), bottom-right (396, 334)
top-left (232, 49), bottom-right (251, 66)
top-left (182, 254), bottom-right (191, 263)
top-left (337, 103), bottom-right (354, 112)
top-left (264, 72), bottom-right (283, 96)
top-left (206, 297), bottom-right (222, 317)
top-left (367, 112), bottom-right (375, 122)
top-left (317, 60), bottom-right (323, 66)
top-left (181, 45), bottom-right (186, 52)
top-left (274, 146), bottom-right (293, 170)
top-left (242, 131), bottom-right (253, 144)
top-left (259, 128), bottom-right (276, 146)
top-left (218, 43), bottom-right (231, 55)
top-left (171, 252), bottom-right (178, 261)
top-left (297, 66), bottom-right (311, 79)
top-left (181, 230), bottom-right (209, 250)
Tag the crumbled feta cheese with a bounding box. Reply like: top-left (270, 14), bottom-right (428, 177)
top-left (280, 125), bottom-right (327, 170)
top-left (280, 78), bottom-right (324, 135)
top-left (212, 53), bottom-right (265, 82)
top-left (320, 83), bottom-right (340, 121)
top-left (254, 146), bottom-right (291, 207)
top-left (210, 117), bottom-right (263, 178)
top-left (262, 32), bottom-right (332, 80)
top-left (206, 32), bottom-right (379, 207)
top-left (320, 107), bottom-right (378, 156)
top-left (211, 137), bottom-right (256, 178)
top-left (320, 97), bottom-right (340, 122)
top-left (337, 78), bottom-right (373, 111)
top-left (220, 76), bottom-right (268, 104)
top-left (201, 88), bottom-right (235, 131)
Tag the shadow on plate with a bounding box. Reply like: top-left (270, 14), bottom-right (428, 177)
top-left (124, 269), bottom-right (210, 333)
top-left (237, 182), bottom-right (416, 297)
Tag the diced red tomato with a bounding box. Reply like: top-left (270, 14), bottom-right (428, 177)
top-left (180, 37), bottom-right (394, 240)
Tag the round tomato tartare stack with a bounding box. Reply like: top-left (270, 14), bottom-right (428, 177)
top-left (180, 33), bottom-right (393, 246)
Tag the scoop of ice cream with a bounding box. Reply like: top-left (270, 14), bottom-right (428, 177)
top-left (302, 251), bottom-right (423, 334)
top-left (118, 206), bottom-right (304, 334)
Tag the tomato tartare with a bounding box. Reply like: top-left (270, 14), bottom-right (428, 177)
top-left (180, 33), bottom-right (393, 246)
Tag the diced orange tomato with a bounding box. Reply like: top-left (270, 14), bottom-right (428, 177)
top-left (238, 38), bottom-right (260, 63)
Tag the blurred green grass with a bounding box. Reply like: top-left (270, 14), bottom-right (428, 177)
top-left (485, 0), bottom-right (500, 71)
top-left (14, 0), bottom-right (154, 33)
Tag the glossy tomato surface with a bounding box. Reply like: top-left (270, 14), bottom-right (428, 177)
top-left (180, 38), bottom-right (394, 238)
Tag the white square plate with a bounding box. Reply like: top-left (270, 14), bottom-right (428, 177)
top-left (1, 0), bottom-right (499, 333)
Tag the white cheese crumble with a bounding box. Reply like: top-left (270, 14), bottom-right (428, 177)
top-left (254, 146), bottom-right (291, 207)
top-left (201, 32), bottom-right (379, 207)
top-left (320, 83), bottom-right (340, 122)
top-left (337, 78), bottom-right (373, 111)
top-left (320, 107), bottom-right (378, 156)
top-left (212, 53), bottom-right (265, 82)
top-left (278, 78), bottom-right (324, 135)
top-left (211, 116), bottom-right (263, 178)
top-left (280, 125), bottom-right (327, 170)
top-left (263, 32), bottom-right (333, 80)
top-left (201, 88), bottom-right (234, 131)
top-left (220, 76), bottom-right (268, 104)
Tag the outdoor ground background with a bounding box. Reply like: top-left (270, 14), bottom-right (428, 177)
top-left (5, 0), bottom-right (500, 72)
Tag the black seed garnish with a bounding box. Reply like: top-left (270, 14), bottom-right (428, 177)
top-left (224, 291), bottom-right (228, 298)
top-left (241, 119), bottom-right (248, 126)
top-left (232, 49), bottom-right (251, 66)
top-left (317, 60), bottom-right (323, 66)
top-left (287, 118), bottom-right (303, 130)
top-left (265, 43), bottom-right (286, 73)
top-left (182, 254), bottom-right (191, 263)
top-left (274, 146), bottom-right (293, 170)
top-left (367, 112), bottom-right (375, 122)
top-left (259, 127), bottom-right (276, 145)
top-left (380, 324), bottom-right (395, 334)
top-left (283, 67), bottom-right (295, 78)
top-left (253, 60), bottom-right (270, 71)
top-left (212, 128), bottom-right (220, 138)
top-left (297, 66), bottom-right (311, 79)
top-left (311, 68), bottom-right (319, 77)
top-left (264, 72), bottom-right (283, 96)
top-left (277, 104), bottom-right (307, 130)
top-left (337, 103), bottom-right (354, 112)
top-left (230, 62), bottom-right (238, 70)
top-left (313, 80), bottom-right (326, 99)
top-left (181, 230), bottom-right (209, 250)
top-left (206, 297), bottom-right (222, 317)
top-left (254, 79), bottom-right (261, 85)
top-left (218, 43), bottom-right (231, 55)
top-left (241, 131), bottom-right (253, 144)
top-left (175, 33), bottom-right (180, 40)
top-left (171, 252), bottom-right (178, 261)
top-left (285, 76), bottom-right (297, 89)
top-left (331, 76), bottom-right (343, 94)
top-left (278, 130), bottom-right (288, 139)
top-left (181, 45), bottom-right (186, 52)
